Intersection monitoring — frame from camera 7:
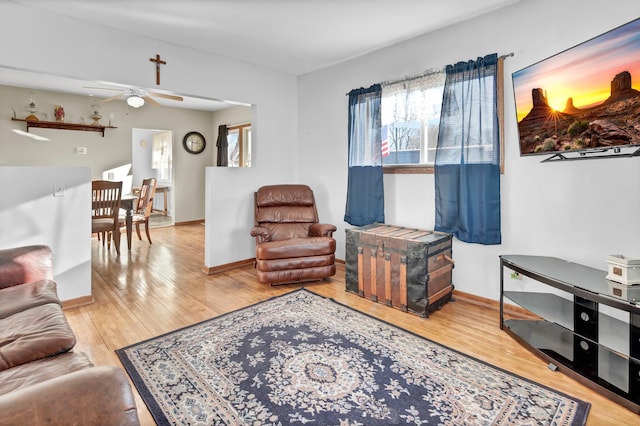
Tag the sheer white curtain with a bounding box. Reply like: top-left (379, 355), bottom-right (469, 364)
top-left (381, 70), bottom-right (445, 163)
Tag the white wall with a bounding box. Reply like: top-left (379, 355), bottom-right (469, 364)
top-left (0, 166), bottom-right (91, 301)
top-left (205, 99), bottom-right (298, 267)
top-left (131, 129), bottom-right (157, 186)
top-left (298, 0), bottom-right (640, 300)
top-left (1, 2), bottom-right (298, 272)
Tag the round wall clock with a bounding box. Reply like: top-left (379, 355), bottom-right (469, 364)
top-left (183, 131), bottom-right (206, 154)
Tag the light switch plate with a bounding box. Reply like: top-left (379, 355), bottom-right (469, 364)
top-left (53, 183), bottom-right (65, 197)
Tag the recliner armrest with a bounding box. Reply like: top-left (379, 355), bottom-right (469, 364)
top-left (251, 226), bottom-right (272, 243)
top-left (309, 223), bottom-right (337, 238)
top-left (0, 365), bottom-right (140, 426)
top-left (0, 246), bottom-right (53, 289)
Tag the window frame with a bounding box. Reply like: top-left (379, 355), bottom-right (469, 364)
top-left (227, 123), bottom-right (252, 167)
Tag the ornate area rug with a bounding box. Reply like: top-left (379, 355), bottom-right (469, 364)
top-left (116, 289), bottom-right (589, 425)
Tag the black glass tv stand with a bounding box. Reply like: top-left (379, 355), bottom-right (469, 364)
top-left (499, 255), bottom-right (640, 414)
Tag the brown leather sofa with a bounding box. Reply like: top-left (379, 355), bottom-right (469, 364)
top-left (0, 245), bottom-right (140, 426)
top-left (251, 184), bottom-right (337, 285)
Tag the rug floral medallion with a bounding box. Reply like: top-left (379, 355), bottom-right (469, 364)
top-left (116, 289), bottom-right (589, 425)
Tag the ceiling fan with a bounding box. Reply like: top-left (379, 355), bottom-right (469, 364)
top-left (84, 86), bottom-right (184, 108)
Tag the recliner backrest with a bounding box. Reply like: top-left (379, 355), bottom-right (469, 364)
top-left (255, 185), bottom-right (319, 241)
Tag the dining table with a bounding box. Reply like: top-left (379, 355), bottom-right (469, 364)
top-left (120, 194), bottom-right (137, 251)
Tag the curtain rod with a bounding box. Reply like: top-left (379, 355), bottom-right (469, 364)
top-left (379, 67), bottom-right (443, 88)
top-left (346, 52), bottom-right (514, 96)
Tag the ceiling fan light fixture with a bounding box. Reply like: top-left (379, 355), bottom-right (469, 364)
top-left (127, 95), bottom-right (144, 108)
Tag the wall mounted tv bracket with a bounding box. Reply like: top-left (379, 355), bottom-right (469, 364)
top-left (541, 146), bottom-right (640, 162)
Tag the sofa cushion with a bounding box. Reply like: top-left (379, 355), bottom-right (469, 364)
top-left (0, 303), bottom-right (76, 371)
top-left (0, 280), bottom-right (60, 319)
top-left (0, 365), bottom-right (140, 426)
top-left (0, 245), bottom-right (53, 289)
top-left (0, 351), bottom-right (92, 396)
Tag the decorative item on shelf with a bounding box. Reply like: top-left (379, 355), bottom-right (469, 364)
top-left (606, 254), bottom-right (640, 285)
top-left (90, 101), bottom-right (102, 125)
top-left (108, 113), bottom-right (114, 127)
top-left (25, 93), bottom-right (39, 121)
top-left (54, 105), bottom-right (65, 122)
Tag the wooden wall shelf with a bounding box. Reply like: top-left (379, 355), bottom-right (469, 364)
top-left (11, 118), bottom-right (117, 137)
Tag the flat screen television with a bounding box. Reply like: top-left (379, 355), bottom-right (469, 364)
top-left (512, 17), bottom-right (640, 159)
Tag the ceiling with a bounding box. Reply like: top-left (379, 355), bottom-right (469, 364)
top-left (4, 0), bottom-right (519, 110)
top-left (0, 66), bottom-right (237, 112)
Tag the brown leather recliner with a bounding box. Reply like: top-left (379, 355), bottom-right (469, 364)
top-left (251, 184), bottom-right (337, 285)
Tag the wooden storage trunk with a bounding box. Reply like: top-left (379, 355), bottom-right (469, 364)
top-left (345, 224), bottom-right (454, 317)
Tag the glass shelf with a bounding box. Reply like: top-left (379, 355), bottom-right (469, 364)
top-left (503, 291), bottom-right (573, 329)
top-left (504, 291), bottom-right (633, 357)
top-left (504, 319), bottom-right (640, 399)
top-left (501, 255), bottom-right (640, 312)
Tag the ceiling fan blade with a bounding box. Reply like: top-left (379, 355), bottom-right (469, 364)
top-left (100, 93), bottom-right (124, 103)
top-left (143, 95), bottom-right (160, 106)
top-left (148, 92), bottom-right (183, 101)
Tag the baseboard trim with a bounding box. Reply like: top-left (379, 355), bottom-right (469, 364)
top-left (61, 295), bottom-right (95, 310)
top-left (175, 219), bottom-right (204, 226)
top-left (200, 259), bottom-right (529, 319)
top-left (453, 289), bottom-right (539, 320)
top-left (203, 258), bottom-right (255, 275)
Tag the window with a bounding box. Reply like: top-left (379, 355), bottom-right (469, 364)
top-left (379, 63), bottom-right (504, 174)
top-left (381, 70), bottom-right (445, 173)
top-left (227, 124), bottom-right (251, 167)
top-left (151, 131), bottom-right (172, 182)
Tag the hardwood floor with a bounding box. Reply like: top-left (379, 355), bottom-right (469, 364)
top-left (64, 224), bottom-right (638, 425)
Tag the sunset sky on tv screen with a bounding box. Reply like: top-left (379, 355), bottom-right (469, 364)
top-left (513, 18), bottom-right (640, 122)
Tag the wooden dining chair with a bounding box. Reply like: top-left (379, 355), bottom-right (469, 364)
top-left (117, 178), bottom-right (157, 244)
top-left (92, 180), bottom-right (123, 255)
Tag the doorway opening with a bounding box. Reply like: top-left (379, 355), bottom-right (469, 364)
top-left (132, 128), bottom-right (175, 228)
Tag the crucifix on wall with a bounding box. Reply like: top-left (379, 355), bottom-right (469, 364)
top-left (149, 54), bottom-right (166, 85)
